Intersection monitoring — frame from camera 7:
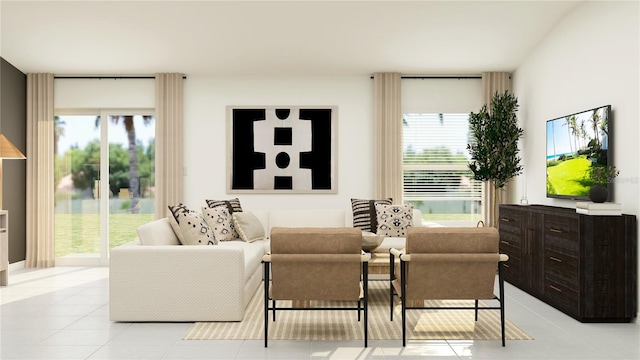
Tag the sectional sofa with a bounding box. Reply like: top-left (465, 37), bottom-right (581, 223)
top-left (109, 208), bottom-right (423, 322)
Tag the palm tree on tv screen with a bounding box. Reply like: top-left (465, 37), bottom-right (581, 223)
top-left (590, 110), bottom-right (601, 147)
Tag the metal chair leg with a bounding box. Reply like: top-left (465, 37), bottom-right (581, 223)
top-left (363, 262), bottom-right (369, 348)
top-left (401, 259), bottom-right (407, 347)
top-left (263, 261), bottom-right (269, 348)
top-left (499, 262), bottom-right (506, 347)
top-left (475, 299), bottom-right (479, 321)
top-left (390, 252), bottom-right (395, 321)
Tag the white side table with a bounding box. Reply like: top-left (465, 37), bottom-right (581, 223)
top-left (0, 210), bottom-right (8, 285)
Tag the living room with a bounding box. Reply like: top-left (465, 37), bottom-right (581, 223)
top-left (1, 1), bottom-right (639, 359)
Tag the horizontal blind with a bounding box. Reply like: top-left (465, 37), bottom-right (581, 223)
top-left (401, 78), bottom-right (482, 114)
top-left (402, 113), bottom-right (481, 201)
top-left (403, 113), bottom-right (470, 164)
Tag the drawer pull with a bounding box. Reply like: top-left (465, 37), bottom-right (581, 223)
top-left (549, 285), bottom-right (563, 293)
top-left (503, 264), bottom-right (510, 268)
top-left (549, 228), bottom-right (562, 234)
top-left (500, 218), bottom-right (510, 222)
top-left (549, 256), bottom-right (562, 263)
top-left (500, 240), bottom-right (510, 245)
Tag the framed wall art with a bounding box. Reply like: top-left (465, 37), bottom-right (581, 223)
top-left (227, 106), bottom-right (337, 193)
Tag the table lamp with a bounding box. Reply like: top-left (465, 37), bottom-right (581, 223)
top-left (0, 134), bottom-right (26, 209)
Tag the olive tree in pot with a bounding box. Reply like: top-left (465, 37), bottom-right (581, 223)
top-left (467, 91), bottom-right (524, 227)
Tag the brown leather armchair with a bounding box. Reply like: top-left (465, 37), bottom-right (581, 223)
top-left (263, 227), bottom-right (370, 347)
top-left (389, 226), bottom-right (509, 346)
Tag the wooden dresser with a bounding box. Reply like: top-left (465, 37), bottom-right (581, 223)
top-left (498, 204), bottom-right (637, 322)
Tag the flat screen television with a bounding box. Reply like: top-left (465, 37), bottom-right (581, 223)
top-left (546, 105), bottom-right (612, 200)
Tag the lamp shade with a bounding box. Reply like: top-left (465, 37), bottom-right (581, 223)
top-left (0, 134), bottom-right (25, 159)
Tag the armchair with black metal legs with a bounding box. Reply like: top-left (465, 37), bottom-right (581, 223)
top-left (389, 226), bottom-right (509, 347)
top-left (262, 227), bottom-right (370, 348)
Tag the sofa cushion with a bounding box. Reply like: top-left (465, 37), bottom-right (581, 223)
top-left (268, 210), bottom-right (346, 232)
top-left (375, 203), bottom-right (414, 237)
top-left (136, 218), bottom-right (180, 246)
top-left (205, 198), bottom-right (243, 213)
top-left (202, 206), bottom-right (239, 241)
top-left (232, 211), bottom-right (265, 242)
top-left (351, 198), bottom-right (392, 233)
top-left (217, 239), bottom-right (267, 281)
top-left (177, 210), bottom-right (217, 245)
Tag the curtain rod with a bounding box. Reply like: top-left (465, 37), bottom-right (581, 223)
top-left (370, 75), bottom-right (481, 80)
top-left (54, 75), bottom-right (187, 79)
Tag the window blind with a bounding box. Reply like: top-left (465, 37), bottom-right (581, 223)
top-left (402, 113), bottom-right (482, 203)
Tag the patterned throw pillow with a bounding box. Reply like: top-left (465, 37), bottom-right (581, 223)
top-left (375, 203), bottom-right (414, 237)
top-left (177, 210), bottom-right (217, 245)
top-left (167, 203), bottom-right (189, 244)
top-left (202, 206), bottom-right (240, 241)
top-left (351, 198), bottom-right (392, 233)
top-left (204, 198), bottom-right (243, 213)
top-left (232, 211), bottom-right (265, 242)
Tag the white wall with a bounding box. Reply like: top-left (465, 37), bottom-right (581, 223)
top-left (182, 75), bottom-right (373, 210)
top-left (513, 1), bottom-right (639, 216)
top-left (513, 1), bottom-right (639, 316)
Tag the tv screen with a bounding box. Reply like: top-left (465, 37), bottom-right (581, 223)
top-left (546, 105), bottom-right (612, 200)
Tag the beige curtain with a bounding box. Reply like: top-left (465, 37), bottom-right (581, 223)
top-left (26, 73), bottom-right (55, 268)
top-left (155, 73), bottom-right (184, 219)
top-left (373, 72), bottom-right (403, 202)
top-left (481, 72), bottom-right (512, 227)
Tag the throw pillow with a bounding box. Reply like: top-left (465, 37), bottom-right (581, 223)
top-left (204, 198), bottom-right (243, 213)
top-left (351, 198), bottom-right (392, 233)
top-left (375, 203), bottom-right (414, 237)
top-left (167, 203), bottom-right (189, 244)
top-left (202, 206), bottom-right (239, 241)
top-left (176, 210), bottom-right (217, 245)
top-left (232, 211), bottom-right (265, 242)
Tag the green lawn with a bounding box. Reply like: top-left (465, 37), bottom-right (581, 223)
top-left (546, 156), bottom-right (592, 197)
top-left (55, 213), bottom-right (154, 257)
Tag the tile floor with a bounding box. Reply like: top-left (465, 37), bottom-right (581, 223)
top-left (1, 266), bottom-right (639, 359)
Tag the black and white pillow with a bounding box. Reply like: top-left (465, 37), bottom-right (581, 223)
top-left (205, 198), bottom-right (243, 213)
top-left (202, 206), bottom-right (239, 241)
top-left (177, 210), bottom-right (217, 245)
top-left (351, 198), bottom-right (392, 233)
top-left (375, 203), bottom-right (414, 237)
top-left (167, 203), bottom-right (190, 244)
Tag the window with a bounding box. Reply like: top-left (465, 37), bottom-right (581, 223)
top-left (54, 112), bottom-right (155, 264)
top-left (403, 113), bottom-right (482, 226)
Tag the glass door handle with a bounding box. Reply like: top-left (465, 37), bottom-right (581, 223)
top-left (94, 180), bottom-right (100, 199)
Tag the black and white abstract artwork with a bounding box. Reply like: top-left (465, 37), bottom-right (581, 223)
top-left (227, 106), bottom-right (337, 193)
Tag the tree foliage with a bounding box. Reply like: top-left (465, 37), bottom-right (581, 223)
top-left (66, 139), bottom-right (154, 198)
top-left (467, 91), bottom-right (524, 189)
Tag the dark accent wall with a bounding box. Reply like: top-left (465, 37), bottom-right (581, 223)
top-left (0, 58), bottom-right (27, 263)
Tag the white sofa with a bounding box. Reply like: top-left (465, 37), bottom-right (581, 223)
top-left (109, 208), bottom-right (423, 322)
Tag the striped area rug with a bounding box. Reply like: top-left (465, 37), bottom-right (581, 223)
top-left (183, 281), bottom-right (533, 341)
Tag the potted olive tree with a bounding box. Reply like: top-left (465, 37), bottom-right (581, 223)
top-left (467, 91), bottom-right (524, 227)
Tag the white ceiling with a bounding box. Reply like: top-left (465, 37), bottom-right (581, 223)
top-left (1, 1), bottom-right (583, 76)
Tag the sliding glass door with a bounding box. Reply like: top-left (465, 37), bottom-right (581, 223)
top-left (54, 111), bottom-right (155, 264)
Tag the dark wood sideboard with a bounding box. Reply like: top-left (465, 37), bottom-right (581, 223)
top-left (498, 204), bottom-right (637, 322)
